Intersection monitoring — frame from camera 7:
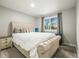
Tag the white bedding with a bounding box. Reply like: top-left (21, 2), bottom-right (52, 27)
top-left (12, 32), bottom-right (56, 58)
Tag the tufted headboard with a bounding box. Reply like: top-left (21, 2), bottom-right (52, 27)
top-left (11, 21), bottom-right (34, 33)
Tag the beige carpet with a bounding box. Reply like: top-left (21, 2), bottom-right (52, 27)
top-left (53, 46), bottom-right (77, 58)
top-left (0, 46), bottom-right (77, 58)
top-left (0, 47), bottom-right (25, 58)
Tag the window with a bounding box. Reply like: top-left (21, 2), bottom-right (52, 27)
top-left (43, 15), bottom-right (59, 34)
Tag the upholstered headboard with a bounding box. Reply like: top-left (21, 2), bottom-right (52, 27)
top-left (11, 21), bottom-right (34, 33)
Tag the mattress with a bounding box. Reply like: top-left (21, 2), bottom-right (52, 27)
top-left (12, 32), bottom-right (60, 58)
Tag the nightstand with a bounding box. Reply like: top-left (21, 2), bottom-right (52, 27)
top-left (0, 37), bottom-right (12, 50)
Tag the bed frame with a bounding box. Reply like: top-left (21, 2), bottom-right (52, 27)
top-left (11, 21), bottom-right (61, 58)
top-left (13, 36), bottom-right (61, 58)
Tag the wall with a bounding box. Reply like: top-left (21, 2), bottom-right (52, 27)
top-left (0, 6), bottom-right (36, 37)
top-left (36, 7), bottom-right (76, 47)
top-left (62, 7), bottom-right (76, 47)
top-left (35, 17), bottom-right (42, 32)
top-left (77, 0), bottom-right (79, 57)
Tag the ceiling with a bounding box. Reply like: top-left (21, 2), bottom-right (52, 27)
top-left (0, 0), bottom-right (76, 17)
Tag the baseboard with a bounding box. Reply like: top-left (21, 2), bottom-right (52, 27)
top-left (62, 43), bottom-right (76, 48)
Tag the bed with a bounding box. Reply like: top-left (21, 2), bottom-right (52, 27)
top-left (11, 21), bottom-right (61, 58)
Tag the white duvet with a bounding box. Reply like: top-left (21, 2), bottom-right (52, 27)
top-left (12, 32), bottom-right (56, 58)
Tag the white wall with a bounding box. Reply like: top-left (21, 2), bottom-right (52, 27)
top-left (77, 0), bottom-right (79, 57)
top-left (36, 7), bottom-right (76, 46)
top-left (0, 6), bottom-right (36, 37)
top-left (62, 7), bottom-right (76, 46)
top-left (35, 17), bottom-right (42, 31)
